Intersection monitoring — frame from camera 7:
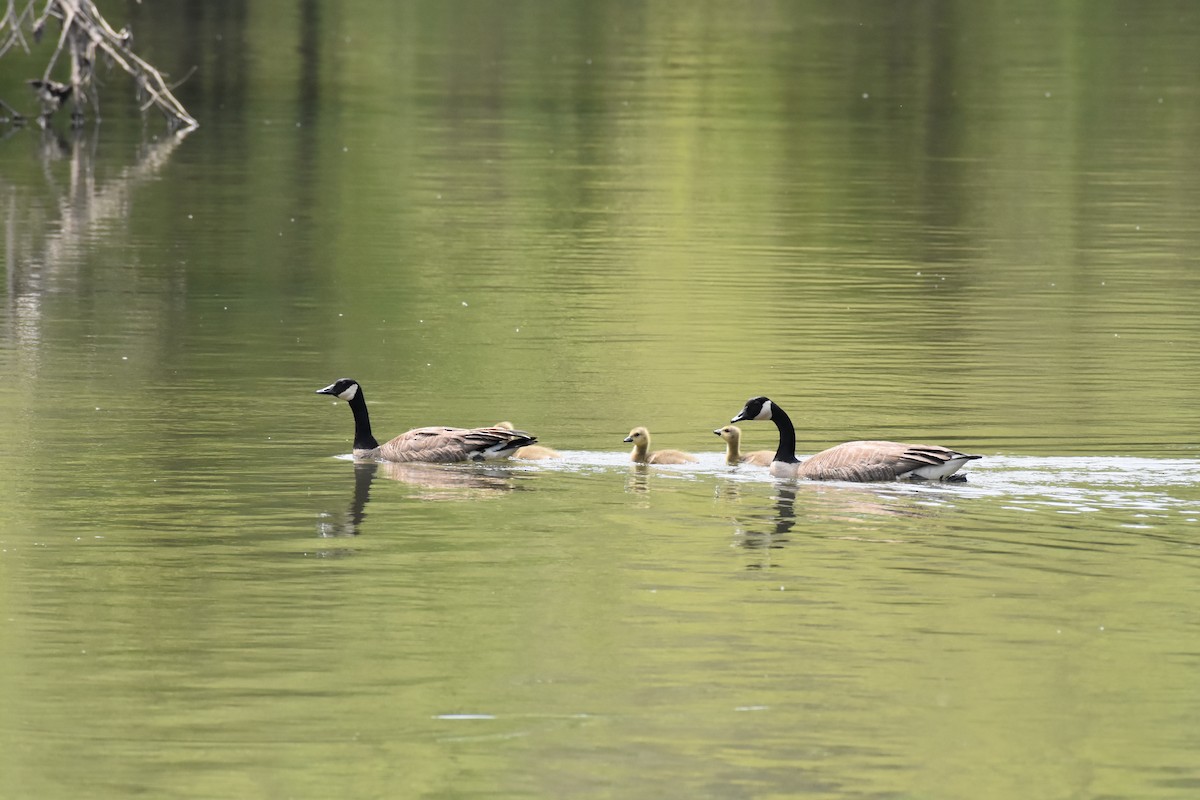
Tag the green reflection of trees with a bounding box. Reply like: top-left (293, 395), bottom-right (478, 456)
top-left (5, 0), bottom-right (1199, 450)
top-left (235, 0), bottom-right (1195, 450)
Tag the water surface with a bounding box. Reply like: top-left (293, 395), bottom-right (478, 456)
top-left (3, 1), bottom-right (1199, 798)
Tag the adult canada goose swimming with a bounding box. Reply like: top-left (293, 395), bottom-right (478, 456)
top-left (315, 378), bottom-right (536, 463)
top-left (730, 396), bottom-right (982, 481)
top-left (495, 422), bottom-right (561, 459)
top-left (712, 425), bottom-right (774, 467)
top-left (624, 426), bottom-right (698, 465)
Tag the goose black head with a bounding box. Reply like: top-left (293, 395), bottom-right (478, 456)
top-left (731, 396), bottom-right (773, 424)
top-left (316, 378), bottom-right (361, 401)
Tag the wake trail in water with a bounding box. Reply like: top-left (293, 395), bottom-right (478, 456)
top-left (521, 451), bottom-right (1200, 517)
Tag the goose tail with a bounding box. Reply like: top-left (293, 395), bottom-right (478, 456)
top-left (471, 428), bottom-right (538, 461)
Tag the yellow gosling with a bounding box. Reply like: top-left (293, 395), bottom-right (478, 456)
top-left (712, 425), bottom-right (773, 466)
top-left (624, 426), bottom-right (697, 465)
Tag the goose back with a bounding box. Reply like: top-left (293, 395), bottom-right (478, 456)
top-left (377, 426), bottom-right (536, 463)
top-left (777, 440), bottom-right (982, 481)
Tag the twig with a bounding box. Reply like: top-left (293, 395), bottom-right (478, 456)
top-left (38, 0), bottom-right (70, 83)
top-left (4, 0), bottom-right (197, 131)
top-left (0, 96), bottom-right (27, 125)
top-left (0, 0), bottom-right (34, 57)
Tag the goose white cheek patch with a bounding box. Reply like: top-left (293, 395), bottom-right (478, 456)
top-left (338, 385), bottom-right (359, 401)
top-left (755, 400), bottom-right (773, 420)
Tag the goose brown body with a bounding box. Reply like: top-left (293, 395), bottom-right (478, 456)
top-left (373, 425), bottom-right (536, 463)
top-left (780, 440), bottom-right (977, 481)
top-left (731, 396), bottom-right (981, 482)
top-left (624, 426), bottom-right (697, 465)
top-left (316, 379), bottom-right (536, 463)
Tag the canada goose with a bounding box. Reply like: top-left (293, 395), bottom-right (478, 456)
top-left (495, 422), bottom-right (561, 459)
top-left (315, 378), bottom-right (536, 463)
top-left (624, 426), bottom-right (698, 465)
top-left (712, 425), bottom-right (774, 467)
top-left (730, 396), bottom-right (982, 481)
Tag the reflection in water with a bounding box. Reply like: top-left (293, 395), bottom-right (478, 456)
top-left (713, 479), bottom-right (742, 504)
top-left (624, 465), bottom-right (650, 496)
top-left (735, 486), bottom-right (798, 557)
top-left (2, 126), bottom-right (188, 354)
top-left (773, 486), bottom-right (798, 536)
top-left (318, 461), bottom-right (379, 537)
top-left (376, 461), bottom-right (519, 501)
top-left (318, 460), bottom-right (520, 537)
top-left (732, 483), bottom-right (933, 560)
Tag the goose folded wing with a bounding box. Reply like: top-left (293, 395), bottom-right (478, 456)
top-left (798, 440), bottom-right (936, 481)
top-left (460, 426), bottom-right (537, 452)
top-left (380, 426), bottom-right (535, 462)
top-left (900, 444), bottom-right (968, 466)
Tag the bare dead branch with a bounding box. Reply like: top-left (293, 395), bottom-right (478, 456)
top-left (0, 96), bottom-right (27, 125)
top-left (38, 0), bottom-right (70, 83)
top-left (0, 0), bottom-right (35, 58)
top-left (2, 0), bottom-right (197, 132)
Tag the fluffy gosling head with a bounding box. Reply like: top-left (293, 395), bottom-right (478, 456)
top-left (623, 426), bottom-right (650, 446)
top-left (713, 425), bottom-right (742, 443)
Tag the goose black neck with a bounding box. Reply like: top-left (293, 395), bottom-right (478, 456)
top-left (770, 403), bottom-right (800, 464)
top-left (347, 390), bottom-right (379, 451)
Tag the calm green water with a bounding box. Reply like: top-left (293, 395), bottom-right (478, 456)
top-left (3, 2), bottom-right (1200, 798)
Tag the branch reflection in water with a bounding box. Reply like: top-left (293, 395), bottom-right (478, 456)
top-left (318, 460), bottom-right (520, 537)
top-left (3, 125), bottom-right (189, 346)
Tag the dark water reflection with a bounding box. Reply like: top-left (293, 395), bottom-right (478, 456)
top-left (317, 460), bottom-right (378, 537)
top-left (731, 485), bottom-right (799, 558)
top-left (319, 458), bottom-right (525, 536)
top-left (731, 482), bottom-right (930, 556)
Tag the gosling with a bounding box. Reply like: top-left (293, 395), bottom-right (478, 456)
top-left (712, 425), bottom-right (773, 467)
top-left (624, 426), bottom-right (697, 465)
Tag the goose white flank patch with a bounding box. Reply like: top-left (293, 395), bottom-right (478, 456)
top-left (315, 378), bottom-right (536, 463)
top-left (730, 396), bottom-right (981, 481)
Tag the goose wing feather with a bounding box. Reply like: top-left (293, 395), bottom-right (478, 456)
top-left (378, 426), bottom-right (536, 463)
